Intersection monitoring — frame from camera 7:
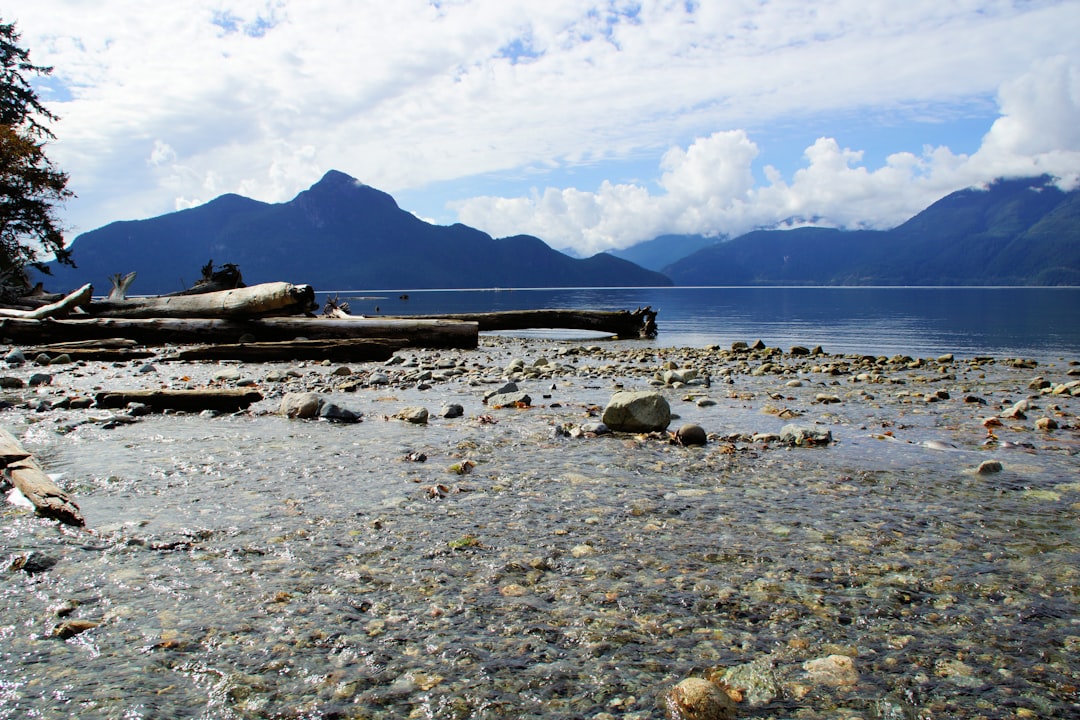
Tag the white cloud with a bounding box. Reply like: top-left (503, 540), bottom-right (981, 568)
top-left (457, 57), bottom-right (1080, 255)
top-left (10, 1), bottom-right (1080, 244)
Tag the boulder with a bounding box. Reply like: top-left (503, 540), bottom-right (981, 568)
top-left (280, 392), bottom-right (323, 419)
top-left (602, 391), bottom-right (671, 432)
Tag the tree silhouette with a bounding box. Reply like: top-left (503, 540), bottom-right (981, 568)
top-left (0, 19), bottom-right (73, 290)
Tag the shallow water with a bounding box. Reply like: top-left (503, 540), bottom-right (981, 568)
top-left (2, 340), bottom-right (1078, 719)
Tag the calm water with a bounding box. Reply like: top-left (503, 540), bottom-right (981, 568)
top-left (323, 286), bottom-right (1080, 360)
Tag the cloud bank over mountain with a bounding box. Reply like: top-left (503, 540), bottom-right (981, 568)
top-left (15, 1), bottom-right (1080, 256)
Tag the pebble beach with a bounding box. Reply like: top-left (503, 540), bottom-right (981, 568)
top-left (2, 336), bottom-right (1079, 719)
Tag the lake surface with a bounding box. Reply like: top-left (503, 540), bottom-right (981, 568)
top-left (323, 286), bottom-right (1080, 360)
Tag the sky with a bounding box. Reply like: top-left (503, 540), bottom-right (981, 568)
top-left (12, 0), bottom-right (1080, 258)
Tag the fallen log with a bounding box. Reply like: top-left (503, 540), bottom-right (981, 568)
top-left (165, 338), bottom-right (409, 362)
top-left (0, 283), bottom-right (93, 320)
top-left (0, 427), bottom-right (85, 527)
top-left (0, 316), bottom-right (478, 349)
top-left (85, 281), bottom-right (315, 319)
top-left (388, 306), bottom-right (659, 339)
top-left (94, 388), bottom-right (264, 413)
top-left (23, 338), bottom-right (156, 362)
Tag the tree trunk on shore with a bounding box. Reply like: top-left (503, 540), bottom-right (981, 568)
top-left (94, 389), bottom-right (264, 413)
top-left (166, 338), bottom-right (409, 362)
top-left (0, 317), bottom-right (481, 347)
top-left (85, 282), bottom-right (316, 319)
top-left (0, 316), bottom-right (479, 348)
top-left (388, 307), bottom-right (659, 339)
top-left (0, 283), bottom-right (93, 320)
top-left (0, 428), bottom-right (85, 527)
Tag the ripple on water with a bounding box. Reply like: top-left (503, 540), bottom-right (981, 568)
top-left (2, 348), bottom-right (1078, 719)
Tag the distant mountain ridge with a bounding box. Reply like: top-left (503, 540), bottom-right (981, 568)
top-left (40, 170), bottom-right (671, 294)
top-left (610, 233), bottom-right (722, 271)
top-left (663, 176), bottom-right (1080, 286)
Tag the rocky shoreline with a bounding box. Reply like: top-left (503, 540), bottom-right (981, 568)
top-left (2, 336), bottom-right (1079, 719)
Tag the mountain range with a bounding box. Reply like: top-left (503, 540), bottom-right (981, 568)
top-left (39, 170), bottom-right (671, 294)
top-left (39, 172), bottom-right (1079, 292)
top-left (662, 175), bottom-right (1080, 285)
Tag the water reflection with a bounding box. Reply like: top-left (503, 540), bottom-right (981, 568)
top-left (328, 286), bottom-right (1080, 358)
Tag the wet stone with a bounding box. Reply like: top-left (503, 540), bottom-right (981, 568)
top-left (440, 403), bottom-right (464, 419)
top-left (779, 424), bottom-right (832, 447)
top-left (602, 390), bottom-right (671, 432)
top-left (676, 423), bottom-right (707, 446)
top-left (397, 406), bottom-right (429, 424)
top-left (280, 392), bottom-right (323, 419)
top-left (663, 677), bottom-right (736, 720)
top-left (487, 391), bottom-right (531, 408)
top-left (318, 402), bottom-right (361, 424)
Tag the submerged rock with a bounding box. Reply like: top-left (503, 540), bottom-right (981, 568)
top-left (802, 654), bottom-right (858, 687)
top-left (779, 424), bottom-right (832, 447)
top-left (602, 390), bottom-right (671, 432)
top-left (663, 677), bottom-right (736, 720)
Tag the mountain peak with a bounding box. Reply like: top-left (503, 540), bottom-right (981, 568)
top-left (297, 169), bottom-right (400, 213)
top-left (314, 169), bottom-right (363, 188)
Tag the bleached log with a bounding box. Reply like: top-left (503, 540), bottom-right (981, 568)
top-left (107, 272), bottom-right (137, 300)
top-left (85, 281), bottom-right (315, 319)
top-left (0, 427), bottom-right (84, 527)
top-left (0, 283), bottom-right (93, 320)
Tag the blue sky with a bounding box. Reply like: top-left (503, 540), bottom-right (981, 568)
top-left (15, 1), bottom-right (1080, 257)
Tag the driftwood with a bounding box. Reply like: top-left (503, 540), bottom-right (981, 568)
top-left (0, 283), bottom-right (93, 320)
top-left (389, 306), bottom-right (659, 339)
top-left (85, 282), bottom-right (315, 319)
top-left (165, 260), bottom-right (245, 296)
top-left (0, 427), bottom-right (84, 527)
top-left (0, 316), bottom-right (478, 349)
top-left (22, 338), bottom-right (155, 362)
top-left (108, 272), bottom-right (138, 300)
top-left (94, 389), bottom-right (264, 413)
top-left (165, 338), bottom-right (409, 363)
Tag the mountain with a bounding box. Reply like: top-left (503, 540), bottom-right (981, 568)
top-left (39, 170), bottom-right (671, 294)
top-left (663, 176), bottom-right (1080, 286)
top-left (610, 233), bottom-right (722, 271)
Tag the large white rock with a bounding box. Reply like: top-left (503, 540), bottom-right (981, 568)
top-left (601, 390), bottom-right (671, 432)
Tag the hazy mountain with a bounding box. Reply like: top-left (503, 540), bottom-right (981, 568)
top-left (664, 176), bottom-right (1080, 285)
top-left (610, 233), bottom-right (722, 271)
top-left (39, 170), bottom-right (671, 294)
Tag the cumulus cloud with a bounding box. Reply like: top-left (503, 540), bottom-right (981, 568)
top-left (457, 57), bottom-right (1080, 256)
